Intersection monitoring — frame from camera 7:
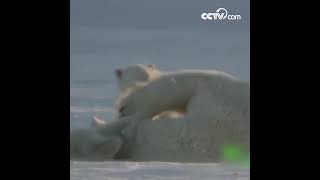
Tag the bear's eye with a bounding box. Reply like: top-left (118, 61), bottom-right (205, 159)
top-left (147, 64), bottom-right (155, 69)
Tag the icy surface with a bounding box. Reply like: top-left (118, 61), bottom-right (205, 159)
top-left (70, 161), bottom-right (250, 180)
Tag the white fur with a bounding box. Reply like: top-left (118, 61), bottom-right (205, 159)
top-left (115, 64), bottom-right (183, 120)
top-left (118, 70), bottom-right (249, 120)
top-left (71, 65), bottom-right (250, 162)
top-left (116, 69), bottom-right (250, 162)
top-left (70, 115), bottom-right (132, 161)
top-left (70, 64), bottom-right (166, 161)
top-left (115, 64), bottom-right (161, 92)
top-left (70, 128), bottom-right (123, 161)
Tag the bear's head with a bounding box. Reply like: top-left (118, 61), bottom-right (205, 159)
top-left (114, 64), bottom-right (161, 91)
top-left (70, 129), bottom-right (123, 161)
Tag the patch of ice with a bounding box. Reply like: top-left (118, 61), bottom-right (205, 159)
top-left (70, 161), bottom-right (250, 180)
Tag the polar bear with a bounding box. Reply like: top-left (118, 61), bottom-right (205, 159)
top-left (108, 66), bottom-right (250, 162)
top-left (70, 116), bottom-right (131, 161)
top-left (114, 64), bottom-right (161, 92)
top-left (70, 129), bottom-right (122, 161)
top-left (114, 64), bottom-right (184, 120)
top-left (116, 69), bottom-right (250, 158)
top-left (117, 70), bottom-right (249, 121)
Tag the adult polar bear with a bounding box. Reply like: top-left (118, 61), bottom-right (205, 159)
top-left (115, 65), bottom-right (250, 162)
top-left (114, 64), bottom-right (184, 121)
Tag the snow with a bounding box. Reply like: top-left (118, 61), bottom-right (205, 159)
top-left (70, 161), bottom-right (250, 180)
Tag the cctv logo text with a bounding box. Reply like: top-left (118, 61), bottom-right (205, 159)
top-left (201, 8), bottom-right (241, 21)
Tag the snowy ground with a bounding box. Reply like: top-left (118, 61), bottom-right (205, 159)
top-left (70, 161), bottom-right (250, 180)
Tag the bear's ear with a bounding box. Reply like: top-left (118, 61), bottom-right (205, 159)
top-left (115, 69), bottom-right (122, 79)
top-left (147, 64), bottom-right (156, 69)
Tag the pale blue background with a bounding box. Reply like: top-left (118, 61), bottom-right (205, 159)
top-left (70, 0), bottom-right (250, 129)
